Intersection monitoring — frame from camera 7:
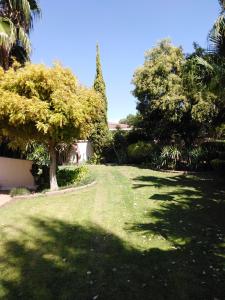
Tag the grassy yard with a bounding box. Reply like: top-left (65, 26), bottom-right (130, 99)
top-left (0, 165), bottom-right (224, 300)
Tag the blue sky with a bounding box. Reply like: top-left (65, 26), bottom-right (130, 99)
top-left (31, 0), bottom-right (220, 121)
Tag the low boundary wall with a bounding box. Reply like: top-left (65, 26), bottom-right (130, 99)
top-left (0, 157), bottom-right (35, 190)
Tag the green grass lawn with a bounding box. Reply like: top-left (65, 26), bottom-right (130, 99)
top-left (0, 165), bottom-right (224, 300)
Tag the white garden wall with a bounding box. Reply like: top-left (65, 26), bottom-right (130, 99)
top-left (69, 141), bottom-right (93, 163)
top-left (0, 157), bottom-right (35, 190)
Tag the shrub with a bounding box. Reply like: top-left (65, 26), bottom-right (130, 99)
top-left (202, 140), bottom-right (225, 161)
top-left (127, 141), bottom-right (155, 164)
top-left (88, 153), bottom-right (102, 165)
top-left (10, 187), bottom-right (30, 197)
top-left (57, 165), bottom-right (89, 187)
top-left (112, 130), bottom-right (129, 164)
top-left (149, 152), bottom-right (163, 170)
top-left (186, 146), bottom-right (208, 171)
top-left (160, 145), bottom-right (182, 170)
top-left (31, 164), bottom-right (50, 191)
top-left (26, 143), bottom-right (50, 166)
top-left (210, 159), bottom-right (225, 172)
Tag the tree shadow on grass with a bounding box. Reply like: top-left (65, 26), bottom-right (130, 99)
top-left (129, 172), bottom-right (225, 299)
top-left (0, 215), bottom-right (224, 300)
top-left (0, 216), bottom-right (196, 300)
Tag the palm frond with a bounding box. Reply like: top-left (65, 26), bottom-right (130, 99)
top-left (0, 17), bottom-right (16, 50)
top-left (196, 57), bottom-right (214, 71)
top-left (4, 0), bottom-right (41, 31)
top-left (18, 26), bottom-right (31, 54)
top-left (28, 0), bottom-right (41, 16)
top-left (208, 14), bottom-right (225, 57)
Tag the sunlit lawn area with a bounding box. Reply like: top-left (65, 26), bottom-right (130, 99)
top-left (0, 165), bottom-right (224, 299)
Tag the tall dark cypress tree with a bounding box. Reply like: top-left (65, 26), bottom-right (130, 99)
top-left (93, 44), bottom-right (107, 121)
top-left (91, 44), bottom-right (109, 157)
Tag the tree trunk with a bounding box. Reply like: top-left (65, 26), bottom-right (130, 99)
top-left (49, 143), bottom-right (59, 191)
top-left (0, 48), bottom-right (9, 70)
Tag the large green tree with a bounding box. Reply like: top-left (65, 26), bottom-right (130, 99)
top-left (0, 0), bottom-right (40, 69)
top-left (132, 40), bottom-right (217, 145)
top-left (91, 44), bottom-right (109, 155)
top-left (132, 39), bottom-right (189, 143)
top-left (0, 63), bottom-right (104, 190)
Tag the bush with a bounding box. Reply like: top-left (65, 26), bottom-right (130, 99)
top-left (112, 130), bottom-right (129, 164)
top-left (31, 164), bottom-right (50, 191)
top-left (10, 187), bottom-right (30, 197)
top-left (57, 165), bottom-right (89, 187)
top-left (160, 145), bottom-right (182, 170)
top-left (31, 164), bottom-right (90, 191)
top-left (210, 159), bottom-right (225, 172)
top-left (186, 146), bottom-right (208, 171)
top-left (149, 152), bottom-right (163, 170)
top-left (127, 141), bottom-right (155, 164)
top-left (88, 153), bottom-right (102, 165)
top-left (202, 140), bottom-right (225, 161)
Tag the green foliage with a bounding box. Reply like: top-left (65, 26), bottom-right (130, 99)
top-left (200, 140), bottom-right (225, 162)
top-left (31, 164), bottom-right (50, 191)
top-left (0, 0), bottom-right (41, 69)
top-left (0, 63), bottom-right (104, 190)
top-left (160, 145), bottom-right (182, 170)
top-left (210, 158), bottom-right (225, 172)
top-left (93, 44), bottom-right (107, 108)
top-left (183, 47), bottom-right (218, 128)
top-left (186, 147), bottom-right (208, 171)
top-left (215, 124), bottom-right (225, 139)
top-left (132, 39), bottom-right (224, 145)
top-left (132, 39), bottom-right (188, 141)
top-left (31, 165), bottom-right (90, 190)
top-left (0, 63), bottom-right (103, 144)
top-left (208, 0), bottom-right (225, 58)
top-left (0, 137), bottom-right (23, 159)
top-left (111, 130), bottom-right (128, 164)
top-left (127, 141), bottom-right (154, 164)
top-left (91, 44), bottom-right (109, 155)
top-left (57, 165), bottom-right (89, 187)
top-left (26, 143), bottom-right (50, 166)
top-left (119, 114), bottom-right (140, 127)
top-left (88, 153), bottom-right (102, 165)
top-left (10, 187), bottom-right (30, 197)
top-left (90, 122), bottom-right (110, 156)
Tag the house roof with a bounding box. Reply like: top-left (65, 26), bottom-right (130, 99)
top-left (108, 122), bottom-right (132, 131)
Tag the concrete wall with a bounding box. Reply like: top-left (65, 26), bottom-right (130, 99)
top-left (69, 141), bottom-right (93, 163)
top-left (0, 157), bottom-right (35, 190)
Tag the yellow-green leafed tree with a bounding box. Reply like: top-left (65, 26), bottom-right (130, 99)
top-left (0, 63), bottom-right (104, 190)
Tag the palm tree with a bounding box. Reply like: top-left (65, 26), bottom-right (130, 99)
top-left (208, 0), bottom-right (225, 57)
top-left (0, 0), bottom-right (41, 70)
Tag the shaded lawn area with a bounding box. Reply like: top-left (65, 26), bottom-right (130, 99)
top-left (0, 165), bottom-right (224, 300)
